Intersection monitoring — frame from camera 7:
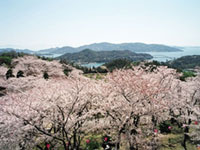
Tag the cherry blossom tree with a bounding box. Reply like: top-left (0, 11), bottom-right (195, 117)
top-left (168, 75), bottom-right (200, 150)
top-left (98, 66), bottom-right (180, 150)
top-left (1, 55), bottom-right (199, 150)
top-left (0, 74), bottom-right (101, 150)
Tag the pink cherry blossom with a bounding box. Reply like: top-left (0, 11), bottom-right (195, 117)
top-left (1, 56), bottom-right (200, 150)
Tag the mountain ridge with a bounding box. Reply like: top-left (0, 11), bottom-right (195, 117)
top-left (58, 49), bottom-right (153, 63)
top-left (76, 42), bottom-right (182, 52)
top-left (0, 42), bottom-right (183, 56)
top-left (0, 48), bottom-right (34, 54)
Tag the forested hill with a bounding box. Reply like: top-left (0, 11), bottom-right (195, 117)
top-left (0, 48), bottom-right (33, 54)
top-left (58, 49), bottom-right (153, 63)
top-left (167, 55), bottom-right (200, 69)
top-left (76, 42), bottom-right (182, 52)
top-left (38, 42), bottom-right (182, 55)
top-left (0, 42), bottom-right (182, 56)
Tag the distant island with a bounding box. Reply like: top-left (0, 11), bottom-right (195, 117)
top-left (76, 42), bottom-right (182, 52)
top-left (0, 42), bottom-right (182, 57)
top-left (58, 49), bottom-right (153, 63)
top-left (167, 55), bottom-right (200, 70)
top-left (0, 48), bottom-right (34, 54)
top-left (37, 42), bottom-right (182, 55)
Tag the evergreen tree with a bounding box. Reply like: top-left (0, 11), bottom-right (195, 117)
top-left (17, 70), bottom-right (24, 78)
top-left (43, 71), bottom-right (49, 80)
top-left (6, 69), bottom-right (15, 79)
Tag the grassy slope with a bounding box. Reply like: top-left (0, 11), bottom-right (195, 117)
top-left (159, 134), bottom-right (196, 150)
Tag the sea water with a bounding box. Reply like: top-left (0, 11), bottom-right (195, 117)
top-left (144, 47), bottom-right (200, 62)
top-left (80, 47), bottom-right (200, 68)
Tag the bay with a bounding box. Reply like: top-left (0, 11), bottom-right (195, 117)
top-left (81, 62), bottom-right (105, 68)
top-left (143, 47), bottom-right (200, 62)
top-left (82, 47), bottom-right (200, 68)
top-left (44, 47), bottom-right (200, 68)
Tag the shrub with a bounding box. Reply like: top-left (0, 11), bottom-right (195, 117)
top-left (43, 71), bottom-right (49, 80)
top-left (17, 70), bottom-right (24, 78)
top-left (59, 59), bottom-right (70, 65)
top-left (84, 137), bottom-right (100, 150)
top-left (159, 120), bottom-right (172, 134)
top-left (104, 59), bottom-right (132, 72)
top-left (6, 69), bottom-right (15, 79)
top-left (180, 71), bottom-right (196, 81)
top-left (0, 51), bottom-right (18, 58)
top-left (96, 66), bottom-right (108, 73)
top-left (159, 120), bottom-right (183, 134)
top-left (63, 68), bottom-right (72, 76)
top-left (102, 135), bottom-right (111, 143)
top-left (37, 56), bottom-right (54, 61)
top-left (0, 56), bottom-right (12, 66)
top-left (0, 51), bottom-right (26, 67)
top-left (144, 60), bottom-right (161, 67)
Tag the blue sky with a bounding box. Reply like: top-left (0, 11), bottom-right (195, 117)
top-left (0, 0), bottom-right (200, 50)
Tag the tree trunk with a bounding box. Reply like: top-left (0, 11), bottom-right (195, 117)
top-left (62, 140), bottom-right (68, 150)
top-left (182, 126), bottom-right (189, 150)
top-left (73, 132), bottom-right (77, 150)
top-left (36, 145), bottom-right (43, 150)
top-left (182, 134), bottom-right (187, 150)
top-left (129, 137), bottom-right (138, 150)
top-left (151, 137), bottom-right (159, 150)
top-left (76, 136), bottom-right (81, 150)
top-left (129, 145), bottom-right (138, 150)
top-left (114, 133), bottom-right (121, 150)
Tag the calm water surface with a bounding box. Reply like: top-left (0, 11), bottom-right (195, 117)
top-left (144, 47), bottom-right (200, 62)
top-left (81, 62), bottom-right (105, 68)
top-left (46, 47), bottom-right (200, 68)
top-left (83, 47), bottom-right (200, 67)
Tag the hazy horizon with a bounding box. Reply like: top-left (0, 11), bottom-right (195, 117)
top-left (0, 42), bottom-right (200, 51)
top-left (1, 0), bottom-right (200, 50)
